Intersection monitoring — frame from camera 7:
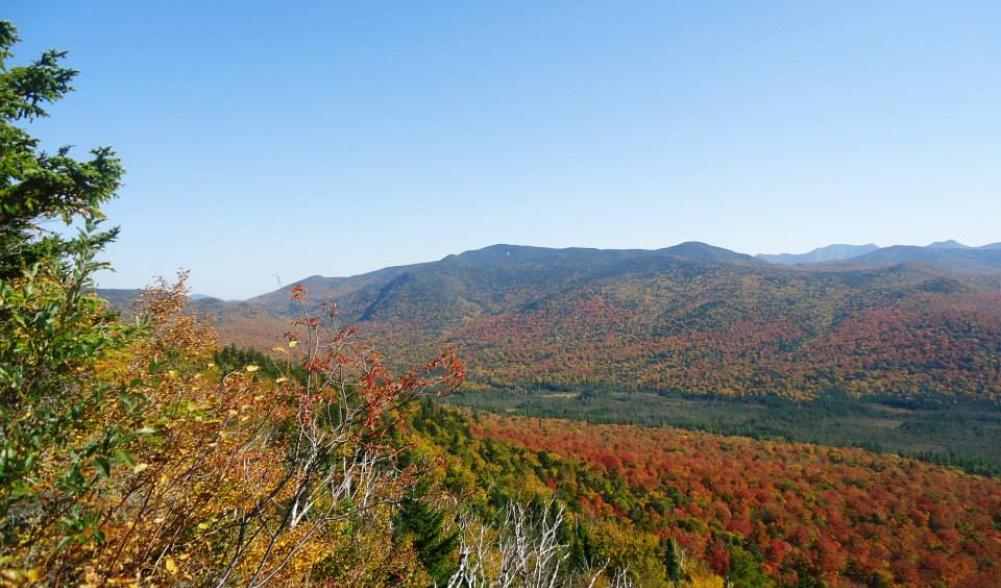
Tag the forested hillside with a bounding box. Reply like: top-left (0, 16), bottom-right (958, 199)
top-left (450, 411), bottom-right (1001, 587)
top-left (158, 243), bottom-right (1001, 400)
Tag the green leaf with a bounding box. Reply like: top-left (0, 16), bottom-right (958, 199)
top-left (93, 457), bottom-right (111, 480)
top-left (113, 449), bottom-right (136, 469)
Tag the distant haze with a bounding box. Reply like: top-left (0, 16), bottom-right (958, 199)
top-left (757, 244), bottom-right (880, 265)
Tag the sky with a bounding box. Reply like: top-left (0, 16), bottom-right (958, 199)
top-left (8, 1), bottom-right (1001, 299)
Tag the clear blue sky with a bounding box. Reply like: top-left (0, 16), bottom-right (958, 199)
top-left (9, 1), bottom-right (1001, 298)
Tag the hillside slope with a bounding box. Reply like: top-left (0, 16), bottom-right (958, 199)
top-left (102, 242), bottom-right (1001, 399)
top-left (831, 245), bottom-right (1001, 273)
top-left (461, 411), bottom-right (1001, 587)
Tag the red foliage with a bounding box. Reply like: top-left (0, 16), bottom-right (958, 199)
top-left (474, 414), bottom-right (1001, 586)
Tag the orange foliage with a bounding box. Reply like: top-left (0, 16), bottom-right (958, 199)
top-left (473, 414), bottom-right (1001, 586)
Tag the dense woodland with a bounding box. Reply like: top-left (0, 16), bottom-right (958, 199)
top-left (457, 411), bottom-right (1001, 587)
top-left (449, 388), bottom-right (1001, 477)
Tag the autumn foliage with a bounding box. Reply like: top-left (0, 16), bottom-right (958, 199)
top-left (470, 414), bottom-right (1001, 586)
top-left (1, 276), bottom-right (467, 585)
top-left (213, 260), bottom-right (1001, 401)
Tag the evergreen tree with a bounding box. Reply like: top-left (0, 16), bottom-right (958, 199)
top-left (394, 478), bottom-right (460, 586)
top-left (0, 19), bottom-right (132, 540)
top-left (663, 537), bottom-right (684, 586)
top-left (726, 543), bottom-right (773, 588)
top-left (0, 20), bottom-right (122, 278)
top-left (568, 519), bottom-right (595, 573)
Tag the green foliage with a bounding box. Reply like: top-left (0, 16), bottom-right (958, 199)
top-left (568, 519), bottom-right (596, 574)
top-left (664, 537), bottom-right (683, 586)
top-left (725, 543), bottom-right (772, 588)
top-left (0, 18), bottom-right (133, 547)
top-left (213, 343), bottom-right (306, 382)
top-left (393, 479), bottom-right (460, 586)
top-left (405, 401), bottom-right (683, 583)
top-left (0, 21), bottom-right (123, 279)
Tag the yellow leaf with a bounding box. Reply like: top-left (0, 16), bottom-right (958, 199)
top-left (245, 365), bottom-right (259, 373)
top-left (275, 377), bottom-right (288, 384)
top-left (288, 340), bottom-right (298, 348)
top-left (132, 463), bottom-right (149, 474)
top-left (272, 347), bottom-right (288, 354)
top-left (165, 557), bottom-right (178, 575)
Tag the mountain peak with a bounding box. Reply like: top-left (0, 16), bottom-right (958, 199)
top-left (927, 239), bottom-right (969, 249)
top-left (660, 241), bottom-right (756, 263)
top-left (450, 244), bottom-right (572, 263)
top-left (757, 243), bottom-right (879, 265)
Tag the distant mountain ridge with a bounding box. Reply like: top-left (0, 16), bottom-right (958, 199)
top-left (820, 243), bottom-right (1001, 274)
top-left (758, 240), bottom-right (1001, 273)
top-left (100, 239), bottom-right (1001, 302)
top-left (757, 244), bottom-right (879, 265)
top-left (928, 239), bottom-right (971, 249)
top-left (96, 239), bottom-right (1001, 400)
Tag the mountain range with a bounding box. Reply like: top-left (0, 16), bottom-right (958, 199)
top-left (757, 240), bottom-right (1001, 267)
top-left (98, 240), bottom-right (1001, 400)
top-left (757, 243), bottom-right (881, 265)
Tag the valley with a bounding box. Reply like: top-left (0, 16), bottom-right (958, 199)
top-left (448, 388), bottom-right (1001, 476)
top-left (100, 239), bottom-right (1001, 476)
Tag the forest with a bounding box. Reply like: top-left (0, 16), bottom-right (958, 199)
top-left (448, 388), bottom-right (1001, 477)
top-left (458, 411), bottom-right (1001, 587)
top-left (179, 246), bottom-right (1001, 402)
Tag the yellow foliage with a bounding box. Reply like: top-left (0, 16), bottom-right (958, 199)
top-left (3, 275), bottom-right (463, 585)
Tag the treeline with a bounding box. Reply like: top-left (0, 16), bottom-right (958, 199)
top-left (210, 239), bottom-right (1001, 402)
